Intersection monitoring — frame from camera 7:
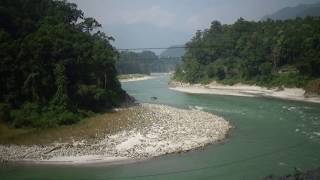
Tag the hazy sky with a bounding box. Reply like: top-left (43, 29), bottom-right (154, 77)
top-left (70, 0), bottom-right (319, 53)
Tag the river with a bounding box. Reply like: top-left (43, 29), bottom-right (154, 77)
top-left (1, 74), bottom-right (320, 180)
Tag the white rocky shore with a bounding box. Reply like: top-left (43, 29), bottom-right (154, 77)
top-left (0, 104), bottom-right (231, 165)
top-left (169, 81), bottom-right (320, 104)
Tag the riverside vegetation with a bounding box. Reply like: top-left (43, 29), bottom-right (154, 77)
top-left (0, 0), bottom-right (129, 128)
top-left (174, 17), bottom-right (320, 96)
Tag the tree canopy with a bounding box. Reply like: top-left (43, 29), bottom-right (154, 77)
top-left (174, 17), bottom-right (320, 93)
top-left (0, 0), bottom-right (127, 127)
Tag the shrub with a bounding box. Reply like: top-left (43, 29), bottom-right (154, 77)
top-left (270, 73), bottom-right (308, 88)
top-left (56, 111), bottom-right (80, 125)
top-left (9, 103), bottom-right (81, 128)
top-left (10, 102), bottom-right (41, 128)
top-left (0, 103), bottom-right (11, 122)
top-left (305, 79), bottom-right (320, 96)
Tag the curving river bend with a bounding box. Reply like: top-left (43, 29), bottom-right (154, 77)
top-left (1, 74), bottom-right (320, 180)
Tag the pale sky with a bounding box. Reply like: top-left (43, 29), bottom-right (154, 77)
top-left (69, 0), bottom-right (319, 53)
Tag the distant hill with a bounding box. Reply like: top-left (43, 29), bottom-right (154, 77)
top-left (160, 45), bottom-right (186, 58)
top-left (261, 2), bottom-right (320, 21)
top-left (117, 50), bottom-right (182, 74)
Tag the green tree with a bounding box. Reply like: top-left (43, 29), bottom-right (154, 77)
top-left (0, 0), bottom-right (127, 127)
top-left (174, 16), bottom-right (320, 92)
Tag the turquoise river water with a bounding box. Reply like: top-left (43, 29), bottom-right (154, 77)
top-left (1, 74), bottom-right (320, 180)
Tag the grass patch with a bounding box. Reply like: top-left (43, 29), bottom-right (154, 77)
top-left (0, 106), bottom-right (141, 145)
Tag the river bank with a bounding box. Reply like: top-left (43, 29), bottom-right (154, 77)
top-left (169, 81), bottom-right (320, 104)
top-left (118, 74), bottom-right (155, 83)
top-left (0, 103), bottom-right (231, 165)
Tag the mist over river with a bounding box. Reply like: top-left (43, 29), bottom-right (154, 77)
top-left (1, 74), bottom-right (320, 180)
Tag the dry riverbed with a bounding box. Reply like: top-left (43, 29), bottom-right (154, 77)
top-left (0, 104), bottom-right (231, 165)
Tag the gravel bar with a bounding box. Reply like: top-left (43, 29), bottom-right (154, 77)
top-left (0, 103), bottom-right (231, 164)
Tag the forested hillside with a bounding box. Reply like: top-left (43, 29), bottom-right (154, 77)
top-left (174, 17), bottom-right (320, 94)
top-left (117, 51), bottom-right (181, 74)
top-left (0, 0), bottom-right (127, 128)
top-left (160, 45), bottom-right (185, 58)
top-left (262, 2), bottom-right (320, 21)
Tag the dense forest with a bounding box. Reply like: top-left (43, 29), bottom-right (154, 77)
top-left (117, 51), bottom-right (181, 75)
top-left (174, 17), bottom-right (320, 94)
top-left (0, 0), bottom-right (128, 128)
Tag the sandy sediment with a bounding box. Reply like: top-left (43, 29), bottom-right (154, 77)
top-left (119, 76), bottom-right (155, 83)
top-left (169, 81), bottom-right (320, 103)
top-left (0, 104), bottom-right (231, 165)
